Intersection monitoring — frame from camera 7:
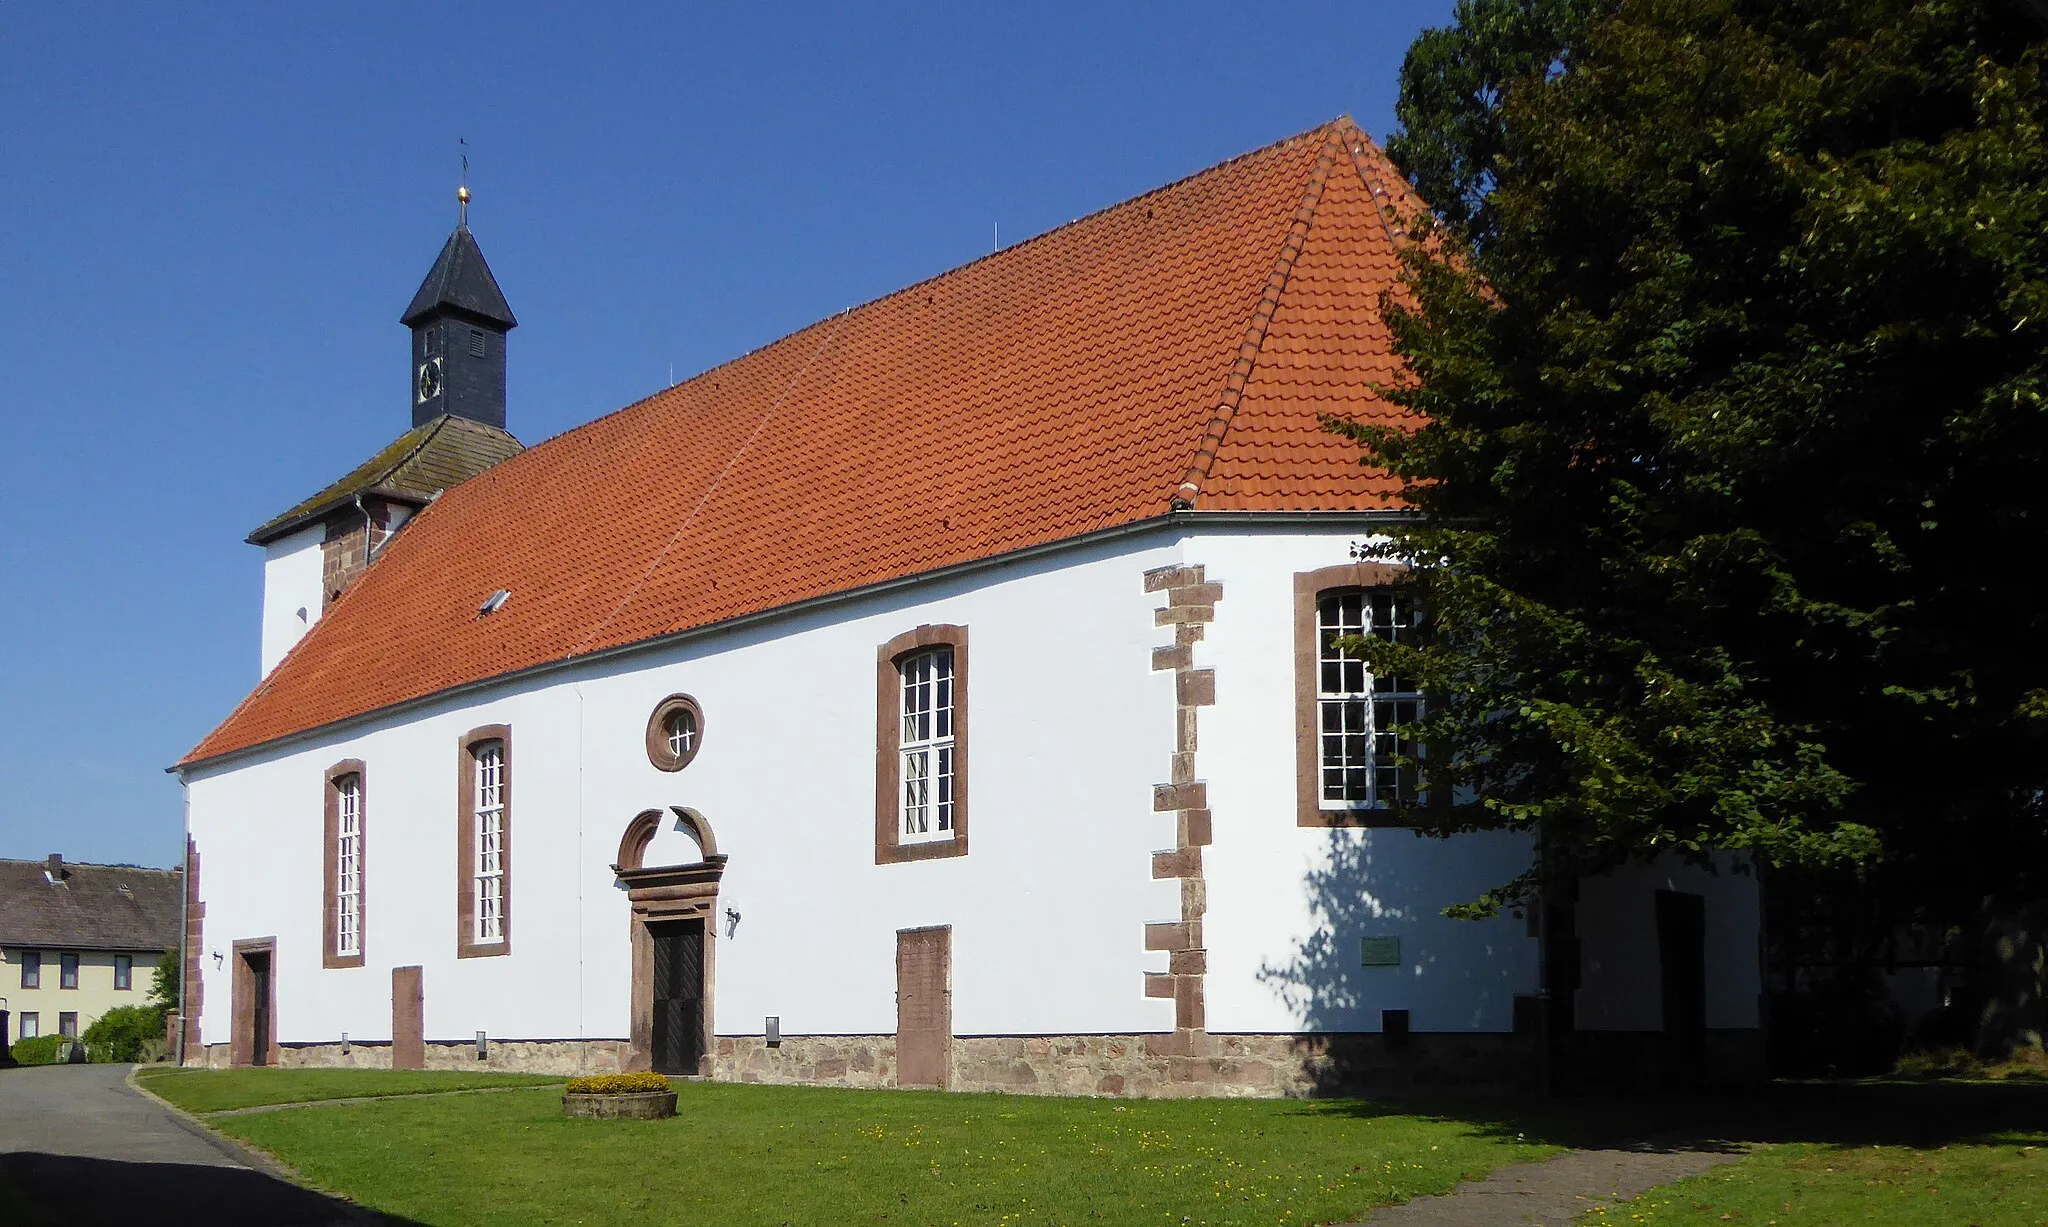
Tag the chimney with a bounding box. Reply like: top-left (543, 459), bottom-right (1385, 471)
top-left (45, 853), bottom-right (66, 883)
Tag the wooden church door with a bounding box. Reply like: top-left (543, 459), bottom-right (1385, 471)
top-left (650, 918), bottom-right (705, 1075)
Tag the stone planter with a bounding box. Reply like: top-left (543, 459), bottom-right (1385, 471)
top-left (562, 1089), bottom-right (678, 1120)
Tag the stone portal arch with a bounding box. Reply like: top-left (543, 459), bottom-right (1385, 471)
top-left (614, 808), bottom-right (726, 1076)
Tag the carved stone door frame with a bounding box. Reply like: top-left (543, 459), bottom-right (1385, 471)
top-left (615, 808), bottom-right (724, 1075)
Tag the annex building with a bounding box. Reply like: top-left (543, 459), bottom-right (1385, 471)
top-left (174, 119), bottom-right (1765, 1094)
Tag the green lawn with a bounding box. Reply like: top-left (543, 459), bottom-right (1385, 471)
top-left (1583, 1134), bottom-right (2048, 1226)
top-left (134, 1066), bottom-right (563, 1113)
top-left (208, 1080), bottom-right (1558, 1227)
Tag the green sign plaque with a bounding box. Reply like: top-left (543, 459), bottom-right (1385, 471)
top-left (1360, 936), bottom-right (1402, 968)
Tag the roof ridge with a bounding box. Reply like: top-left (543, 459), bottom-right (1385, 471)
top-left (1337, 123), bottom-right (1414, 250)
top-left (1170, 124), bottom-right (1346, 509)
top-left (380, 414), bottom-right (455, 482)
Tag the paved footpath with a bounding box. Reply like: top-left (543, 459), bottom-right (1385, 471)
top-left (1344, 1140), bottom-right (1749, 1226)
top-left (0, 1063), bottom-right (389, 1226)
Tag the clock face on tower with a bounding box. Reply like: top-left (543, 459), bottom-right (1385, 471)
top-left (416, 359), bottom-right (443, 404)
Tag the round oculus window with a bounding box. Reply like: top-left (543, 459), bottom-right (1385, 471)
top-left (646, 694), bottom-right (706, 771)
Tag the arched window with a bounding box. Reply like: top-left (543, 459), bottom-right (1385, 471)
top-left (458, 726), bottom-right (512, 957)
top-left (322, 761), bottom-right (367, 968)
top-left (1294, 563), bottom-right (1421, 826)
top-left (876, 625), bottom-right (969, 863)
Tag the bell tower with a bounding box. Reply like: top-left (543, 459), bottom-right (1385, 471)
top-left (400, 188), bottom-right (518, 429)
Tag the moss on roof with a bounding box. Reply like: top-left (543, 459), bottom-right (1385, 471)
top-left (247, 415), bottom-right (523, 544)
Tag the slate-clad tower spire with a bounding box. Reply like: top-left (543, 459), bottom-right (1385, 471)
top-left (402, 223), bottom-right (517, 429)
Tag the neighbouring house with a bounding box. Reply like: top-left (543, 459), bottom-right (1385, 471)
top-left (0, 855), bottom-right (181, 1049)
top-left (172, 119), bottom-right (1766, 1094)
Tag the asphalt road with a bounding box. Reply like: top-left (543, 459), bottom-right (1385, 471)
top-left (0, 1063), bottom-right (395, 1226)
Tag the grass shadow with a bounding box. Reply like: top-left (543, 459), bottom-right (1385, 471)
top-left (1295, 1077), bottom-right (2048, 1156)
top-left (0, 1152), bottom-right (426, 1226)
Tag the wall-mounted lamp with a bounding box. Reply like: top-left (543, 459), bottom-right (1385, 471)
top-left (724, 906), bottom-right (742, 939)
top-left (212, 951), bottom-right (224, 969)
top-left (475, 1030), bottom-right (488, 1061)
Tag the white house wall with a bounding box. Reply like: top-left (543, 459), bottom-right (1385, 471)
top-left (188, 531), bottom-right (1194, 1049)
top-left (1573, 854), bottom-right (1763, 1030)
top-left (187, 520), bottom-right (1763, 1058)
top-left (1179, 530), bottom-right (1542, 1034)
top-left (259, 526), bottom-right (325, 676)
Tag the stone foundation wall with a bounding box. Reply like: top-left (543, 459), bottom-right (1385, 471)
top-left (191, 1030), bottom-right (1549, 1096)
top-left (715, 1031), bottom-right (1541, 1098)
top-left (190, 1038), bottom-right (631, 1075)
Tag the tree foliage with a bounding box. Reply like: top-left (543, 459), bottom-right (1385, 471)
top-left (1348, 0), bottom-right (2048, 920)
top-left (147, 946), bottom-right (180, 1019)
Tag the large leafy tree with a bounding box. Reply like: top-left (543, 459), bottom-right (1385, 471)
top-left (1345, 0), bottom-right (2048, 952)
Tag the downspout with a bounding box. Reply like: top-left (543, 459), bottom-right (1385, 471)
top-left (355, 493), bottom-right (379, 562)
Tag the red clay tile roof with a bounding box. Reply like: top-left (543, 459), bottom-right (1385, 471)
top-left (183, 118), bottom-right (1420, 767)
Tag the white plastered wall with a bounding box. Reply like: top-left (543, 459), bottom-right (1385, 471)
top-left (1573, 854), bottom-right (1763, 1030)
top-left (186, 521), bottom-right (1765, 1050)
top-left (259, 526), bottom-right (325, 676)
top-left (185, 531), bottom-right (1191, 1047)
top-left (1187, 528), bottom-right (1541, 1034)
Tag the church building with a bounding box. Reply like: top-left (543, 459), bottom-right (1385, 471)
top-left (174, 119), bottom-right (1765, 1094)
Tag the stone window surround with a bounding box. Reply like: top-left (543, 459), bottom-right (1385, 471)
top-left (456, 725), bottom-right (513, 959)
top-left (614, 808), bottom-right (724, 1076)
top-left (644, 693), bottom-right (707, 772)
top-left (1294, 562), bottom-right (1414, 828)
top-left (322, 759), bottom-right (367, 970)
top-left (874, 624), bottom-right (969, 865)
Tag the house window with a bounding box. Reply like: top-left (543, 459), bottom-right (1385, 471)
top-left (1317, 589), bottom-right (1422, 809)
top-left (1294, 562), bottom-right (1421, 827)
top-left (458, 726), bottom-right (513, 957)
top-left (18, 1012), bottom-right (37, 1039)
top-left (899, 649), bottom-right (955, 842)
top-left (19, 951), bottom-right (39, 989)
top-left (58, 1012), bottom-right (77, 1038)
top-left (114, 955), bottom-right (132, 991)
top-left (322, 760), bottom-right (368, 969)
top-left (59, 953), bottom-right (78, 990)
top-left (336, 774), bottom-right (363, 956)
top-left (474, 742), bottom-right (506, 942)
top-left (644, 694), bottom-right (706, 772)
top-left (875, 625), bottom-right (970, 864)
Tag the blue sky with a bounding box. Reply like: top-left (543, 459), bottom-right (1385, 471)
top-left (0, 2), bottom-right (1455, 866)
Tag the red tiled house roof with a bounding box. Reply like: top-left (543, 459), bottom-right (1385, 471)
top-left (183, 118), bottom-right (1420, 767)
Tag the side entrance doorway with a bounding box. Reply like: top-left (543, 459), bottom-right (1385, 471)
top-left (1656, 889), bottom-right (1708, 1084)
top-left (230, 937), bottom-right (276, 1068)
top-left (616, 808), bottom-right (724, 1076)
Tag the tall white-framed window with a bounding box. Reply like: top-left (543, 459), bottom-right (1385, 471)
top-left (473, 741), bottom-right (506, 943)
top-left (1317, 589), bottom-right (1423, 809)
top-left (335, 773), bottom-right (363, 957)
top-left (899, 647), bottom-right (955, 843)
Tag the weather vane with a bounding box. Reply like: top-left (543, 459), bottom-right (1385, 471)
top-left (458, 137), bottom-right (471, 226)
